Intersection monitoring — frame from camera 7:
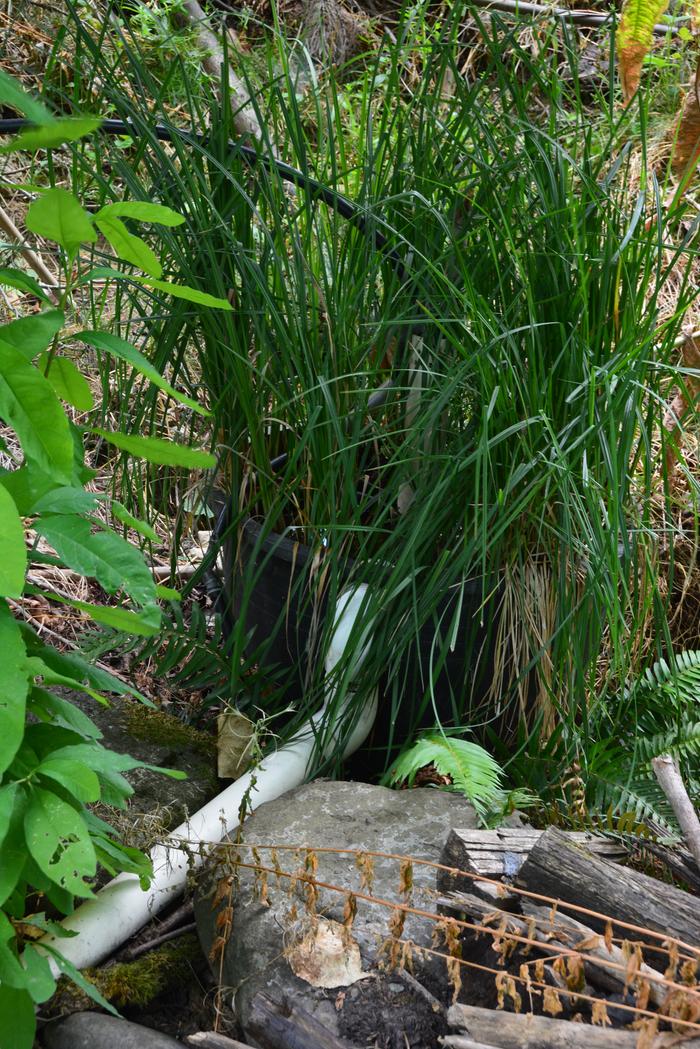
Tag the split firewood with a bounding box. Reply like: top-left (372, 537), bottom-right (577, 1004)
top-left (518, 899), bottom-right (666, 1007)
top-left (445, 1004), bottom-right (700, 1048)
top-left (516, 828), bottom-right (700, 949)
top-left (438, 829), bottom-right (625, 901)
top-left (438, 891), bottom-right (666, 1006)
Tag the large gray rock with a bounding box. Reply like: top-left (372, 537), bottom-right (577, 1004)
top-left (42, 1012), bottom-right (185, 1049)
top-left (195, 780), bottom-right (478, 1043)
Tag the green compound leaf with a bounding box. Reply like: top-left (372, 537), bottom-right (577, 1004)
top-left (35, 513), bottom-right (157, 608)
top-left (84, 266), bottom-right (233, 310)
top-left (0, 117), bottom-right (102, 154)
top-left (0, 983), bottom-right (36, 1049)
top-left (0, 602), bottom-right (29, 775)
top-left (0, 69), bottom-right (53, 124)
top-left (95, 428), bottom-right (216, 469)
top-left (19, 945), bottom-right (56, 1004)
top-left (26, 188), bottom-right (96, 255)
top-left (76, 329), bottom-right (210, 416)
top-left (0, 484), bottom-right (26, 598)
top-left (0, 339), bottom-right (74, 485)
top-left (37, 757), bottom-right (101, 804)
top-left (0, 310), bottom-right (65, 360)
top-left (95, 214), bottom-right (163, 278)
top-left (0, 267), bottom-right (51, 303)
top-left (24, 786), bottom-right (96, 896)
top-left (111, 500), bottom-right (158, 541)
top-left (96, 201), bottom-right (185, 226)
top-left (39, 355), bottom-right (94, 412)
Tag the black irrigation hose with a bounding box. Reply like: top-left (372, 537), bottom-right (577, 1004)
top-left (0, 115), bottom-right (412, 593)
top-left (0, 116), bottom-right (410, 285)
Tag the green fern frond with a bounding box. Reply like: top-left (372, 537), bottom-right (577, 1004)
top-left (618, 0), bottom-right (671, 102)
top-left (387, 734), bottom-right (505, 818)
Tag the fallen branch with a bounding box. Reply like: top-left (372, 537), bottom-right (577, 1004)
top-left (467, 0), bottom-right (677, 37)
top-left (173, 0), bottom-right (262, 140)
top-left (187, 1034), bottom-right (258, 1049)
top-left (0, 202), bottom-right (60, 300)
top-left (652, 754), bottom-right (700, 872)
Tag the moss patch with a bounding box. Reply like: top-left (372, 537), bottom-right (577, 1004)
top-left (123, 703), bottom-right (215, 757)
top-left (50, 934), bottom-right (202, 1013)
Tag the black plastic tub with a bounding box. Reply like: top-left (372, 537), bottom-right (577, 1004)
top-left (224, 518), bottom-right (503, 738)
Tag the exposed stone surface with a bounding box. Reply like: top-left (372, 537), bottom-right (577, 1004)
top-left (194, 780), bottom-right (479, 1043)
top-left (42, 1012), bottom-right (186, 1049)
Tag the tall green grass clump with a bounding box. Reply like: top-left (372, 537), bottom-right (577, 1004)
top-left (56, 2), bottom-right (700, 812)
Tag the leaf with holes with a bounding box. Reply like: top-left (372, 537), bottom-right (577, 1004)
top-left (24, 787), bottom-right (96, 896)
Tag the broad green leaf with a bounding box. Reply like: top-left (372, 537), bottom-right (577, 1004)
top-left (133, 274), bottom-right (233, 309)
top-left (19, 945), bottom-right (55, 1004)
top-left (0, 310), bottom-right (64, 359)
top-left (19, 626), bottom-right (151, 702)
top-left (0, 802), bottom-right (28, 906)
top-left (96, 201), bottom-right (185, 226)
top-left (95, 214), bottom-right (162, 278)
top-left (0, 339), bottom-right (74, 484)
top-left (32, 486), bottom-right (100, 515)
top-left (0, 267), bottom-right (51, 303)
top-left (48, 743), bottom-right (186, 780)
top-left (0, 484), bottom-right (26, 597)
top-left (75, 330), bottom-right (210, 416)
top-left (28, 687), bottom-right (102, 740)
top-left (84, 267), bottom-right (232, 310)
top-left (26, 188), bottom-right (96, 254)
top-left (1, 117), bottom-right (102, 153)
top-left (37, 757), bottom-right (101, 804)
top-left (35, 514), bottom-right (156, 607)
top-left (0, 69), bottom-right (53, 124)
top-left (49, 594), bottom-right (161, 636)
top-left (24, 655), bottom-right (107, 705)
top-left (0, 602), bottom-right (28, 774)
top-left (0, 467), bottom-right (60, 516)
top-left (155, 584), bottom-right (181, 601)
top-left (0, 912), bottom-right (26, 988)
top-left (112, 499), bottom-right (158, 541)
top-left (94, 429), bottom-right (216, 469)
top-left (39, 355), bottom-right (94, 411)
top-left (0, 784), bottom-right (18, 850)
top-left (24, 787), bottom-right (96, 896)
top-left (0, 984), bottom-right (35, 1049)
top-left (39, 944), bottom-right (120, 1018)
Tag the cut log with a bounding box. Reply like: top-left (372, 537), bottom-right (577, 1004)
top-left (446, 1004), bottom-right (700, 1049)
top-left (187, 1034), bottom-right (257, 1049)
top-left (516, 827), bottom-right (700, 949)
top-left (438, 891), bottom-right (666, 1006)
top-left (438, 829), bottom-right (625, 900)
top-left (246, 992), bottom-right (356, 1049)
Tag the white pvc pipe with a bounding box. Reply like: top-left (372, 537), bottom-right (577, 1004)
top-left (39, 586), bottom-right (376, 973)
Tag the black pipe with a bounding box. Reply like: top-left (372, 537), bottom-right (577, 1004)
top-left (0, 116), bottom-right (409, 284)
